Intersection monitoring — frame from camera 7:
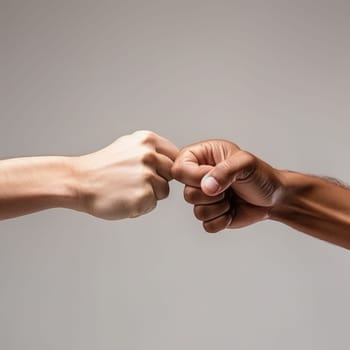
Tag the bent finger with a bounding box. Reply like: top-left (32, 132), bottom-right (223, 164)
top-left (184, 185), bottom-right (225, 204)
top-left (203, 213), bottom-right (233, 234)
top-left (150, 174), bottom-right (170, 200)
top-left (194, 199), bottom-right (231, 221)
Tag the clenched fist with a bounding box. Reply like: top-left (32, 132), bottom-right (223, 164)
top-left (75, 131), bottom-right (179, 220)
top-left (172, 140), bottom-right (284, 233)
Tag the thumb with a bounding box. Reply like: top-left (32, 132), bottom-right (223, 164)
top-left (201, 151), bottom-right (256, 196)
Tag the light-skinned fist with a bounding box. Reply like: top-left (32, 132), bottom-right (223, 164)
top-left (74, 130), bottom-right (179, 220)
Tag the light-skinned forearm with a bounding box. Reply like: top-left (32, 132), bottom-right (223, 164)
top-left (0, 156), bottom-right (80, 219)
top-left (270, 171), bottom-right (350, 249)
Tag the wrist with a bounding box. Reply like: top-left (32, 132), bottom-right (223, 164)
top-left (66, 155), bottom-right (99, 216)
top-left (52, 156), bottom-right (84, 212)
top-left (268, 170), bottom-right (317, 222)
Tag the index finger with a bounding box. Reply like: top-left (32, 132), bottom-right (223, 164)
top-left (172, 144), bottom-right (213, 187)
top-left (153, 134), bottom-right (179, 161)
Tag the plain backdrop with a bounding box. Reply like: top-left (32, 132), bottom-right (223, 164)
top-left (1, 1), bottom-right (350, 349)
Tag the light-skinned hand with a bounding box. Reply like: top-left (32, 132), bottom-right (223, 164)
top-left (75, 130), bottom-right (179, 220)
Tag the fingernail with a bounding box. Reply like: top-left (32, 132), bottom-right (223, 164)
top-left (201, 176), bottom-right (220, 194)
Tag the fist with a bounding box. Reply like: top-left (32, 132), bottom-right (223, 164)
top-left (75, 130), bottom-right (179, 220)
top-left (172, 140), bottom-right (284, 233)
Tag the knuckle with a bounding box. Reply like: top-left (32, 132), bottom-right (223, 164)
top-left (183, 186), bottom-right (196, 203)
top-left (193, 205), bottom-right (208, 220)
top-left (236, 151), bottom-right (257, 181)
top-left (242, 151), bottom-right (257, 165)
top-left (134, 130), bottom-right (156, 145)
top-left (142, 169), bottom-right (155, 183)
top-left (141, 149), bottom-right (157, 165)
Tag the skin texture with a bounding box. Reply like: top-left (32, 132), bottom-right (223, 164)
top-left (0, 130), bottom-right (178, 220)
top-left (172, 140), bottom-right (350, 250)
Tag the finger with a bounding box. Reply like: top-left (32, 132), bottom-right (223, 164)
top-left (203, 212), bottom-right (233, 234)
top-left (153, 134), bottom-right (179, 161)
top-left (201, 150), bottom-right (256, 196)
top-left (172, 143), bottom-right (213, 186)
top-left (184, 185), bottom-right (225, 204)
top-left (143, 152), bottom-right (174, 181)
top-left (150, 174), bottom-right (170, 200)
top-left (172, 162), bottom-right (213, 187)
top-left (156, 153), bottom-right (174, 181)
top-left (194, 199), bottom-right (231, 221)
top-left (133, 130), bottom-right (179, 161)
top-left (172, 140), bottom-right (241, 186)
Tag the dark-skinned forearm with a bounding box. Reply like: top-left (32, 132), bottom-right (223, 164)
top-left (270, 171), bottom-right (350, 249)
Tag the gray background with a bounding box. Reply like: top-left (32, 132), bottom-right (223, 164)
top-left (1, 1), bottom-right (350, 349)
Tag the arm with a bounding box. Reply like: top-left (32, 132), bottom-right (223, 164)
top-left (172, 140), bottom-right (350, 250)
top-left (0, 156), bottom-right (79, 219)
top-left (0, 130), bottom-right (178, 220)
top-left (270, 171), bottom-right (350, 249)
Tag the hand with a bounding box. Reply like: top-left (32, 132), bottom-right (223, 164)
top-left (172, 140), bottom-right (284, 233)
top-left (74, 130), bottom-right (179, 220)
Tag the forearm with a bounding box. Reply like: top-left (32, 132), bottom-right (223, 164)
top-left (0, 156), bottom-right (80, 219)
top-left (270, 171), bottom-right (350, 249)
